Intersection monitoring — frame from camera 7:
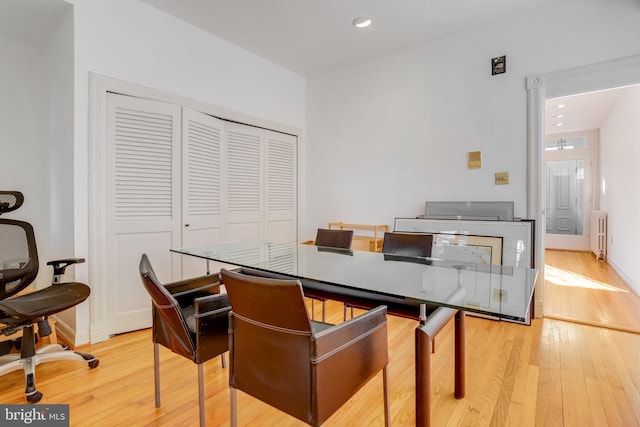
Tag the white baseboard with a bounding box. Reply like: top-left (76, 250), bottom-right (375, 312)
top-left (607, 257), bottom-right (639, 297)
top-left (535, 300), bottom-right (544, 319)
top-left (54, 317), bottom-right (110, 346)
top-left (52, 316), bottom-right (75, 346)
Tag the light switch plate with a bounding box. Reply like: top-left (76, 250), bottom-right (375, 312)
top-left (495, 171), bottom-right (509, 185)
top-left (467, 151), bottom-right (481, 169)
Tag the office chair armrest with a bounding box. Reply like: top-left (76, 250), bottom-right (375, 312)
top-left (194, 293), bottom-right (231, 319)
top-left (313, 305), bottom-right (387, 359)
top-left (47, 258), bottom-right (85, 276)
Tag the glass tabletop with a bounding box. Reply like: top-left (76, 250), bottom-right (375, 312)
top-left (171, 240), bottom-right (537, 322)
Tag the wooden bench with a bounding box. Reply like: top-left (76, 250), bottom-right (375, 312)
top-left (327, 222), bottom-right (389, 252)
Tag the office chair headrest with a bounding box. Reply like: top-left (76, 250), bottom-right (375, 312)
top-left (0, 191), bottom-right (24, 215)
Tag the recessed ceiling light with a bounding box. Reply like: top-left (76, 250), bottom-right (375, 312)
top-left (556, 123), bottom-right (564, 127)
top-left (553, 115), bottom-right (564, 119)
top-left (352, 17), bottom-right (372, 28)
top-left (557, 104), bottom-right (566, 109)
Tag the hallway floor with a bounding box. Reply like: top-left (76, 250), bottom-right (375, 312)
top-left (544, 249), bottom-right (640, 334)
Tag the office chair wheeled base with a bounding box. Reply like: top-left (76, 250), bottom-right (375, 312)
top-left (0, 342), bottom-right (99, 403)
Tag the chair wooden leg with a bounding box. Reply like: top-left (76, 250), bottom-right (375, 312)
top-left (230, 386), bottom-right (237, 427)
top-left (153, 343), bottom-right (160, 408)
top-left (221, 352), bottom-right (227, 369)
top-left (321, 300), bottom-right (326, 322)
top-left (198, 363), bottom-right (205, 427)
top-left (383, 365), bottom-right (390, 427)
top-left (311, 299), bottom-right (316, 320)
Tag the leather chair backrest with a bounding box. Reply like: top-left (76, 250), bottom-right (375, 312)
top-left (221, 268), bottom-right (313, 421)
top-left (221, 268), bottom-right (311, 332)
top-left (314, 228), bottom-right (353, 250)
top-left (382, 232), bottom-right (433, 257)
top-left (139, 254), bottom-right (194, 359)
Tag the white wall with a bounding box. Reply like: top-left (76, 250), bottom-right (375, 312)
top-left (600, 85), bottom-right (640, 293)
top-left (0, 35), bottom-right (50, 284)
top-left (44, 7), bottom-right (77, 332)
top-left (304, 0), bottom-right (640, 240)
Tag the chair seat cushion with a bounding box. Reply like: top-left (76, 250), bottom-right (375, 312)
top-left (0, 283), bottom-right (90, 321)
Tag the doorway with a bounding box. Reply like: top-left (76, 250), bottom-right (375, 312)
top-left (540, 80), bottom-right (640, 329)
top-left (526, 55), bottom-right (640, 322)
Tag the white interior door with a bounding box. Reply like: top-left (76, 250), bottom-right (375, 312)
top-left (181, 108), bottom-right (226, 278)
top-left (106, 93), bottom-right (181, 335)
top-left (546, 159), bottom-right (579, 234)
top-left (224, 122), bottom-right (264, 241)
top-left (545, 152), bottom-right (592, 251)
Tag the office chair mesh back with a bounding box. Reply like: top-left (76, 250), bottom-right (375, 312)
top-left (0, 220), bottom-right (39, 300)
top-left (0, 191), bottom-right (37, 300)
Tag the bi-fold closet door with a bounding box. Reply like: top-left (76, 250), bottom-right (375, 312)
top-left (105, 93), bottom-right (297, 334)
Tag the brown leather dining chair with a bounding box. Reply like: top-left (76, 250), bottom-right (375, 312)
top-left (314, 228), bottom-right (354, 250)
top-left (139, 254), bottom-right (231, 427)
top-left (344, 232), bottom-right (434, 320)
top-left (221, 268), bottom-right (390, 427)
top-left (310, 228), bottom-right (354, 321)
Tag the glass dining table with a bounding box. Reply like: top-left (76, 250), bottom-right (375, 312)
top-left (171, 240), bottom-right (537, 427)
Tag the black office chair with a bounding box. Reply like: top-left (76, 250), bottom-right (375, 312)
top-left (139, 254), bottom-right (231, 427)
top-left (344, 232), bottom-right (434, 320)
top-left (221, 268), bottom-right (389, 426)
top-left (310, 228), bottom-right (354, 321)
top-left (0, 190), bottom-right (98, 403)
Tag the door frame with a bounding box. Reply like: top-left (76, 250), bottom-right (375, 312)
top-left (88, 73), bottom-right (304, 343)
top-left (526, 54), bottom-right (640, 318)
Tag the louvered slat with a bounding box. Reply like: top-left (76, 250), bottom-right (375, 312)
top-left (187, 120), bottom-right (221, 216)
top-left (227, 130), bottom-right (260, 212)
top-left (267, 138), bottom-right (295, 211)
top-left (114, 107), bottom-right (174, 220)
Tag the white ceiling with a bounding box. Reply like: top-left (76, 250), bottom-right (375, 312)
top-left (0, 0), bottom-right (70, 45)
top-left (545, 87), bottom-right (632, 135)
top-left (1, 0), bottom-right (633, 134)
top-left (135, 0), bottom-right (638, 133)
top-left (140, 0), bottom-right (556, 77)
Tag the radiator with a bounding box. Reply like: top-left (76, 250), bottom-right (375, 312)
top-left (590, 210), bottom-right (607, 262)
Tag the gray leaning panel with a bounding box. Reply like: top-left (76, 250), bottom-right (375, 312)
top-left (423, 201), bottom-right (514, 221)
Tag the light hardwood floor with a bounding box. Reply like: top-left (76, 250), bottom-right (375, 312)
top-left (1, 255), bottom-right (639, 426)
top-left (544, 250), bottom-right (640, 333)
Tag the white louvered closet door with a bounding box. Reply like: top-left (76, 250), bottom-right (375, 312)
top-left (265, 130), bottom-right (297, 243)
top-left (181, 108), bottom-right (225, 278)
top-left (224, 122), bottom-right (264, 241)
top-left (106, 93), bottom-right (181, 334)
